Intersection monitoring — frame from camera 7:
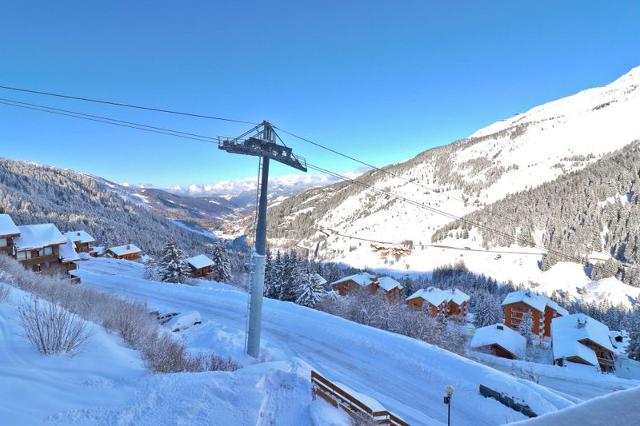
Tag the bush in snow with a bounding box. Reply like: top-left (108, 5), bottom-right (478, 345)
top-left (0, 284), bottom-right (10, 303)
top-left (19, 296), bottom-right (90, 355)
top-left (0, 255), bottom-right (236, 372)
top-left (159, 241), bottom-right (191, 284)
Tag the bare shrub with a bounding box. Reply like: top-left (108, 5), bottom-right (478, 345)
top-left (19, 297), bottom-right (90, 355)
top-left (0, 255), bottom-right (236, 372)
top-left (0, 284), bottom-right (10, 303)
top-left (102, 299), bottom-right (154, 347)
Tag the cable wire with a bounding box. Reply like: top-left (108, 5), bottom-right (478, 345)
top-left (0, 84), bottom-right (257, 124)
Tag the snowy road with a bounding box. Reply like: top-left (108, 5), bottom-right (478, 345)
top-left (76, 258), bottom-right (573, 425)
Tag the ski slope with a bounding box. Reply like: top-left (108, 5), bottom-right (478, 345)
top-left (75, 258), bottom-right (574, 425)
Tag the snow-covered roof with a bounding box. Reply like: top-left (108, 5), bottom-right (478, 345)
top-left (58, 238), bottom-right (80, 263)
top-left (331, 272), bottom-right (376, 287)
top-left (185, 254), bottom-right (214, 269)
top-left (407, 287), bottom-right (470, 306)
top-left (108, 244), bottom-right (142, 256)
top-left (551, 314), bottom-right (614, 366)
top-left (311, 273), bottom-right (327, 286)
top-left (91, 246), bottom-right (106, 255)
top-left (377, 276), bottom-right (403, 292)
top-left (0, 214), bottom-right (20, 237)
top-left (502, 290), bottom-right (569, 316)
top-left (63, 230), bottom-right (96, 244)
top-left (14, 224), bottom-right (67, 251)
top-left (470, 324), bottom-right (526, 359)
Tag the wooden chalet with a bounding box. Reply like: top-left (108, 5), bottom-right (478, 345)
top-left (502, 290), bottom-right (568, 338)
top-left (330, 273), bottom-right (404, 300)
top-left (406, 287), bottom-right (470, 317)
top-left (371, 276), bottom-right (404, 301)
top-left (63, 230), bottom-right (96, 253)
top-left (0, 214), bottom-right (21, 256)
top-left (14, 224), bottom-right (68, 272)
top-left (107, 244), bottom-right (142, 261)
top-left (12, 223), bottom-right (80, 281)
top-left (552, 314), bottom-right (616, 372)
top-left (331, 272), bottom-right (377, 296)
top-left (470, 324), bottom-right (526, 359)
top-left (185, 254), bottom-right (215, 278)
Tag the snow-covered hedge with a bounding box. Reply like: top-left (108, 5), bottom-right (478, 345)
top-left (0, 256), bottom-right (237, 372)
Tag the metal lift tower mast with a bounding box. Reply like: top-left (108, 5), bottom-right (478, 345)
top-left (218, 120), bottom-right (307, 358)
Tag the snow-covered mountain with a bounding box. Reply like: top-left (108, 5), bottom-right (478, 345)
top-left (0, 158), bottom-right (212, 256)
top-left (170, 173), bottom-right (338, 202)
top-left (258, 66), bottom-right (640, 306)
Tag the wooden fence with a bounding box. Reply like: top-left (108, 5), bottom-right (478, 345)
top-left (311, 370), bottom-right (409, 426)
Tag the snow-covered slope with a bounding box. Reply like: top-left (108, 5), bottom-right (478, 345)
top-left (258, 66), bottom-right (640, 305)
top-left (0, 284), bottom-right (337, 425)
top-left (75, 258), bottom-right (578, 425)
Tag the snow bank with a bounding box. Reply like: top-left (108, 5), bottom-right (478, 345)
top-left (509, 386), bottom-right (640, 426)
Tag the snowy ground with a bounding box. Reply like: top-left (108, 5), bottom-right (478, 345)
top-left (0, 284), bottom-right (339, 425)
top-left (72, 258), bottom-right (580, 425)
top-left (510, 386), bottom-right (640, 426)
top-left (471, 352), bottom-right (639, 403)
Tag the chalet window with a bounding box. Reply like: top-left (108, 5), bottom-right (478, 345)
top-left (16, 251), bottom-right (32, 261)
top-left (38, 247), bottom-right (54, 257)
top-left (0, 238), bottom-right (6, 247)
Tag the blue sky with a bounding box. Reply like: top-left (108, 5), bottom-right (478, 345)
top-left (1, 1), bottom-right (639, 187)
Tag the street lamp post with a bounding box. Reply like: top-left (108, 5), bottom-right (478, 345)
top-left (443, 385), bottom-right (454, 426)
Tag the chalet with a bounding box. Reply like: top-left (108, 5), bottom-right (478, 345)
top-left (470, 324), bottom-right (526, 359)
top-left (330, 272), bottom-right (376, 296)
top-left (0, 214), bottom-right (20, 256)
top-left (13, 224), bottom-right (74, 275)
top-left (502, 290), bottom-right (568, 338)
top-left (371, 276), bottom-right (404, 301)
top-left (551, 314), bottom-right (616, 372)
top-left (185, 254), bottom-right (215, 278)
top-left (107, 244), bottom-right (142, 261)
top-left (330, 273), bottom-right (404, 300)
top-left (406, 287), bottom-right (470, 317)
top-left (63, 230), bottom-right (96, 253)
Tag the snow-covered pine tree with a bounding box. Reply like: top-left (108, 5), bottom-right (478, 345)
top-left (295, 267), bottom-right (326, 308)
top-left (159, 240), bottom-right (191, 284)
top-left (278, 250), bottom-right (301, 302)
top-left (519, 311), bottom-right (534, 344)
top-left (473, 290), bottom-right (503, 327)
top-left (210, 242), bottom-right (231, 283)
top-left (622, 307), bottom-right (640, 361)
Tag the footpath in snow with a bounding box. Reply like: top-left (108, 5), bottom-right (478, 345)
top-left (75, 258), bottom-right (575, 425)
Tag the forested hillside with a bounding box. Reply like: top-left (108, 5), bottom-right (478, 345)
top-left (0, 159), bottom-right (210, 256)
top-left (433, 141), bottom-right (640, 286)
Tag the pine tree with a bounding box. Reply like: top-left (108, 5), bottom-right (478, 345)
top-left (295, 268), bottom-right (326, 308)
top-left (473, 291), bottom-right (503, 327)
top-left (520, 311), bottom-right (534, 344)
top-left (210, 242), bottom-right (231, 283)
top-left (623, 308), bottom-right (640, 361)
top-left (159, 240), bottom-right (190, 284)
